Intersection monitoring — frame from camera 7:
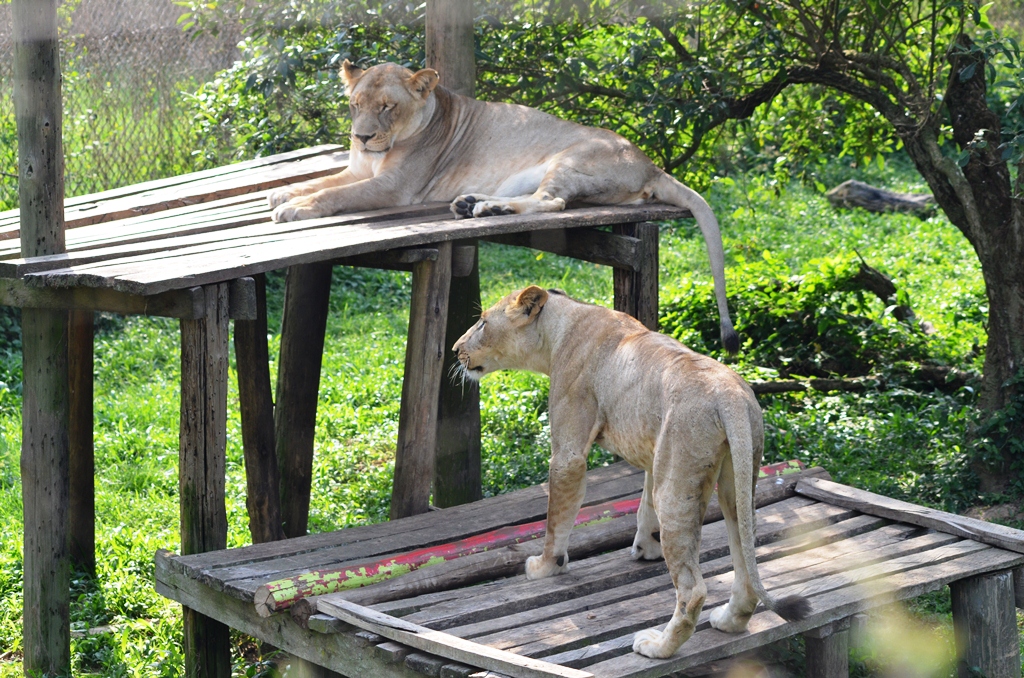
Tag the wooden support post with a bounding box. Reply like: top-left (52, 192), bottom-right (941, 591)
top-left (426, 0), bottom-right (475, 97)
top-left (803, 619), bottom-right (850, 678)
top-left (180, 283), bottom-right (231, 678)
top-left (392, 242), bottom-right (453, 519)
top-left (275, 263), bottom-right (333, 538)
top-left (612, 223), bottom-right (659, 330)
top-left (69, 309), bottom-right (95, 575)
top-left (950, 569), bottom-right (1020, 678)
top-left (234, 274), bottom-right (285, 544)
top-left (15, 0), bottom-right (71, 674)
top-left (434, 242), bottom-right (482, 508)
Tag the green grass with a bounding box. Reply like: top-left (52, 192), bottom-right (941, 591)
top-left (0, 158), bottom-right (1002, 676)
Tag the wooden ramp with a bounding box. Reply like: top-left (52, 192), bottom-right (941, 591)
top-left (155, 463), bottom-right (1024, 677)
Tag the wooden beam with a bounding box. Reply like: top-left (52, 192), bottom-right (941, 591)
top-left (276, 262), bottom-right (333, 538)
top-left (426, 0), bottom-right (475, 97)
top-left (68, 309), bottom-right (95, 575)
top-left (234, 274), bottom-right (285, 544)
top-left (803, 618), bottom-right (850, 678)
top-left (434, 241), bottom-right (481, 509)
top-left (482, 229), bottom-right (641, 270)
top-left (612, 223), bottom-right (658, 330)
top-left (336, 245), bottom-right (477, 277)
top-left (0, 278), bottom-right (206, 318)
top-left (229, 276), bottom-right (258, 321)
top-left (317, 599), bottom-right (594, 678)
top-left (14, 0), bottom-right (71, 673)
top-left (796, 477), bottom-right (1024, 554)
top-left (179, 283), bottom-right (232, 677)
top-left (392, 242), bottom-right (453, 518)
top-left (950, 570), bottom-right (1020, 678)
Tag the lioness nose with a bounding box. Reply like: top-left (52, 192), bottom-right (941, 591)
top-left (355, 133), bottom-right (374, 145)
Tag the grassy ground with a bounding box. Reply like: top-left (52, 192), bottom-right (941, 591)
top-left (0, 158), bottom-right (1018, 676)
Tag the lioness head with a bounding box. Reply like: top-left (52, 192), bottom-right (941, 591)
top-left (341, 61), bottom-right (439, 153)
top-left (453, 286), bottom-right (550, 381)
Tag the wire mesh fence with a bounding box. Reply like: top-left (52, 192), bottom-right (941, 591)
top-left (0, 0), bottom-right (241, 210)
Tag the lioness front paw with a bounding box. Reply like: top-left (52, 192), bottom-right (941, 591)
top-left (451, 195), bottom-right (516, 219)
top-left (709, 603), bottom-right (752, 633)
top-left (632, 628), bottom-right (677, 659)
top-left (271, 197), bottom-right (326, 223)
top-left (525, 553), bottom-right (569, 580)
top-left (630, 529), bottom-right (663, 561)
top-left (268, 187), bottom-right (299, 209)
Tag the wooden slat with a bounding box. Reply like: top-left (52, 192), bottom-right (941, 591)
top-left (317, 599), bottom-right (594, 678)
top-left (0, 278), bottom-right (206, 318)
top-left (950, 570), bottom-right (1020, 678)
top-left (26, 205), bottom-right (691, 296)
top-left (481, 228), bottom-right (643, 270)
top-left (164, 462), bottom-right (644, 583)
top-left (583, 545), bottom-right (1024, 678)
top-left (796, 477), bottom-right (1024, 554)
top-left (68, 309), bottom-right (94, 575)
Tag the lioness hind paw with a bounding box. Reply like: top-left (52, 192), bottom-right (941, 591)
top-left (525, 553), bottom-right (568, 580)
top-left (630, 531), bottom-right (663, 561)
top-left (451, 195), bottom-right (478, 219)
top-left (709, 604), bottom-right (751, 633)
top-left (632, 629), bottom-right (676, 659)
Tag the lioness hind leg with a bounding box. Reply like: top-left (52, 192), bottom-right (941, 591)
top-left (451, 193), bottom-right (565, 219)
top-left (633, 461), bottom-right (713, 659)
top-left (630, 472), bottom-right (662, 561)
top-left (709, 451), bottom-right (760, 633)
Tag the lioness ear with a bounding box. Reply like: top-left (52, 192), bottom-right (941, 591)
top-left (408, 68), bottom-right (439, 98)
top-left (508, 286), bottom-right (548, 321)
top-left (341, 59), bottom-right (363, 92)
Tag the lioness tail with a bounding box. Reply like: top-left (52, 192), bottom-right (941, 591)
top-left (722, 399), bottom-right (811, 622)
top-left (652, 173), bottom-right (739, 353)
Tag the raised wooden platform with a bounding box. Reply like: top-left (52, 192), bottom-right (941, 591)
top-left (155, 462), bottom-right (1024, 678)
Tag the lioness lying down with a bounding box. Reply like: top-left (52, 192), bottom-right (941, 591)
top-left (453, 287), bottom-right (809, 659)
top-left (269, 61), bottom-right (738, 352)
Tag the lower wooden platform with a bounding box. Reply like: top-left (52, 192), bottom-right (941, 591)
top-left (155, 463), bottom-right (1024, 678)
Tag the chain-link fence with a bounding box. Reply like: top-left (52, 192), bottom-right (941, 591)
top-left (0, 0), bottom-right (241, 210)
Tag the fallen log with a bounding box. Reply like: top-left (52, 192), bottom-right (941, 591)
top-left (290, 465), bottom-right (830, 627)
top-left (825, 179), bottom-right (935, 216)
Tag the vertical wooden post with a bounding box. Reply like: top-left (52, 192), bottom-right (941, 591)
top-left (234, 274), bottom-right (285, 543)
top-left (427, 5), bottom-right (480, 506)
top-left (950, 570), bottom-right (1020, 678)
top-left (426, 0), bottom-right (475, 97)
top-left (69, 309), bottom-right (95, 574)
top-left (803, 619), bottom-right (850, 678)
top-left (180, 283), bottom-right (231, 678)
top-left (613, 223), bottom-right (659, 330)
top-left (392, 242), bottom-right (453, 519)
top-left (14, 0), bottom-right (71, 674)
top-left (434, 242), bottom-right (482, 508)
top-left (275, 263), bottom-right (333, 538)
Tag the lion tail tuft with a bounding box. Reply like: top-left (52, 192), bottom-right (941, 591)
top-left (652, 172), bottom-right (737, 353)
top-left (771, 594), bottom-right (812, 622)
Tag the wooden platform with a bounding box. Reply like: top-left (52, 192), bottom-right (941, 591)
top-left (155, 462), bottom-right (1024, 678)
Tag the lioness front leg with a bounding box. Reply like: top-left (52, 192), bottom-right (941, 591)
top-left (631, 472), bottom-right (663, 561)
top-left (268, 167), bottom-right (361, 211)
top-left (525, 448), bottom-right (589, 580)
top-left (451, 193), bottom-right (566, 219)
top-left (272, 176), bottom-right (406, 222)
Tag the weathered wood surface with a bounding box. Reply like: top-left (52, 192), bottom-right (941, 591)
top-left (318, 598), bottom-right (594, 678)
top-left (612, 223), bottom-right (658, 330)
top-left (950, 570), bottom-right (1020, 678)
top-left (179, 283), bottom-right (232, 677)
top-left (803, 619), bottom-right (850, 678)
top-left (68, 309), bottom-right (95, 574)
top-left (482, 228), bottom-right (644, 271)
top-left (392, 242), bottom-right (453, 519)
top-left (796, 476), bottom-right (1024, 553)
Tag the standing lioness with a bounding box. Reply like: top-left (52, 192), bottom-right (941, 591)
top-left (269, 61), bottom-right (738, 351)
top-left (453, 287), bottom-right (809, 659)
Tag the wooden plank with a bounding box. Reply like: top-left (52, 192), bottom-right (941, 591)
top-left (950, 570), bottom-right (1020, 678)
top-left (68, 309), bottom-right (95, 575)
top-left (0, 278), bottom-right (206, 318)
top-left (27, 205), bottom-right (691, 297)
top-left (612, 224), bottom-right (657, 330)
top-left (1014, 566), bottom-right (1024, 609)
top-left (393, 242), bottom-right (454, 518)
top-left (0, 145), bottom-right (342, 227)
top-left (179, 282), bottom-right (232, 677)
top-left (229, 277), bottom-right (258, 321)
top-left (155, 552), bottom-right (428, 678)
top-left (481, 229), bottom-right (641, 270)
top-left (426, 0), bottom-right (475, 98)
top-left (235, 274), bottom-right (285, 544)
top-left (0, 206), bottom-right (452, 278)
top-left (583, 546), bottom-right (1024, 678)
top-left (317, 598), bottom-right (594, 678)
top-left (434, 240), bottom-right (482, 509)
top-left (276, 262), bottom-right (334, 538)
top-left (169, 462), bottom-right (644, 580)
top-left (797, 477), bottom-right (1024, 554)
